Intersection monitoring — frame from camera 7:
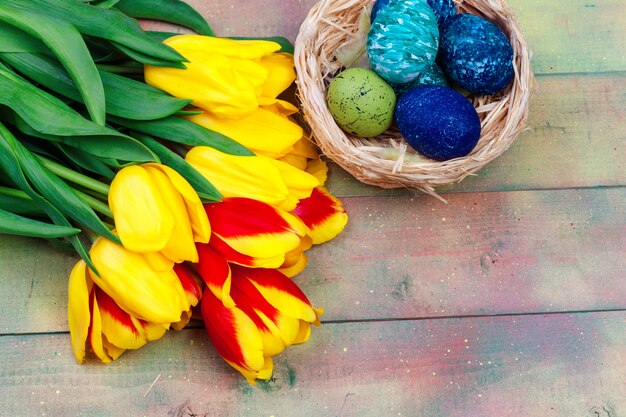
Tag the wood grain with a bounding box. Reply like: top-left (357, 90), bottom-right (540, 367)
top-left (1, 311), bottom-right (623, 417)
top-left (2, 187), bottom-right (624, 334)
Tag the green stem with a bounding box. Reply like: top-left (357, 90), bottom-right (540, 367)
top-left (36, 155), bottom-right (110, 196)
top-left (73, 189), bottom-right (113, 219)
top-left (0, 186), bottom-right (30, 200)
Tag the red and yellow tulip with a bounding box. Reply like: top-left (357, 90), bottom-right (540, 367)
top-left (108, 163), bottom-right (210, 264)
top-left (200, 265), bottom-right (322, 384)
top-left (68, 239), bottom-right (201, 363)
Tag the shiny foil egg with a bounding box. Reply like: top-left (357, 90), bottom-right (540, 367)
top-left (395, 86), bottom-right (481, 160)
top-left (439, 14), bottom-right (515, 95)
top-left (327, 68), bottom-right (396, 137)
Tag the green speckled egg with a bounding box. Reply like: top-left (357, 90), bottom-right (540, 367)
top-left (327, 68), bottom-right (396, 137)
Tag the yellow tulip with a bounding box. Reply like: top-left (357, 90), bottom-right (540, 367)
top-left (145, 35), bottom-right (295, 119)
top-left (185, 107), bottom-right (303, 158)
top-left (108, 163), bottom-right (210, 263)
top-left (185, 147), bottom-right (319, 211)
top-left (68, 247), bottom-right (201, 364)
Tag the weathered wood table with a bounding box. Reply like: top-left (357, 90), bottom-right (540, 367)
top-left (1, 1), bottom-right (624, 416)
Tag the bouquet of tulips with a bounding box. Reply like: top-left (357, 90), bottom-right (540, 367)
top-left (0, 0), bottom-right (348, 384)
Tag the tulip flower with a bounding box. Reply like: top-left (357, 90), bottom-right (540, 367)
top-left (292, 187), bottom-right (349, 245)
top-left (184, 106), bottom-right (303, 158)
top-left (68, 242), bottom-right (201, 364)
top-left (108, 163), bottom-right (210, 264)
top-left (195, 197), bottom-right (310, 307)
top-left (186, 147), bottom-right (319, 211)
top-left (144, 35), bottom-right (295, 119)
top-left (200, 265), bottom-right (322, 384)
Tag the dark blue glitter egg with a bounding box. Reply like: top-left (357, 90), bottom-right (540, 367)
top-left (439, 14), bottom-right (514, 95)
top-left (395, 86), bottom-right (481, 160)
top-left (427, 0), bottom-right (457, 26)
top-left (370, 0), bottom-right (393, 22)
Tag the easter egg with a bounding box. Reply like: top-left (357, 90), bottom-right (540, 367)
top-left (327, 68), bottom-right (396, 137)
top-left (370, 0), bottom-right (392, 22)
top-left (367, 0), bottom-right (439, 84)
top-left (427, 0), bottom-right (457, 26)
top-left (390, 64), bottom-right (448, 97)
top-left (395, 86), bottom-right (481, 160)
top-left (439, 14), bottom-right (514, 95)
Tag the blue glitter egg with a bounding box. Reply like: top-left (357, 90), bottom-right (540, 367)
top-left (427, 0), bottom-right (457, 26)
top-left (370, 0), bottom-right (393, 22)
top-left (390, 64), bottom-right (448, 97)
top-left (439, 14), bottom-right (514, 95)
top-left (395, 86), bottom-right (481, 160)
top-left (367, 0), bottom-right (439, 84)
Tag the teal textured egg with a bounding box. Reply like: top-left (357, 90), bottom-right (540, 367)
top-left (327, 68), bottom-right (396, 137)
top-left (390, 64), bottom-right (449, 97)
top-left (367, 0), bottom-right (439, 84)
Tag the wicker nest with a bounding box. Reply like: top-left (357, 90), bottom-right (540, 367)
top-left (294, 0), bottom-right (534, 199)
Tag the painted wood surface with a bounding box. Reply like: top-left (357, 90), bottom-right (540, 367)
top-left (0, 0), bottom-right (625, 416)
top-left (2, 187), bottom-right (624, 333)
top-left (1, 312), bottom-right (623, 417)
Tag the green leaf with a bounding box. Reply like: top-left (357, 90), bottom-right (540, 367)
top-left (0, 122), bottom-right (97, 271)
top-left (133, 133), bottom-right (222, 202)
top-left (0, 6), bottom-right (106, 126)
top-left (0, 186), bottom-right (46, 216)
top-left (0, 207), bottom-right (81, 238)
top-left (109, 115), bottom-right (255, 156)
top-left (54, 143), bottom-right (116, 180)
top-left (0, 21), bottom-right (47, 53)
top-left (4, 129), bottom-right (120, 244)
top-left (115, 0), bottom-right (215, 36)
top-left (4, 0), bottom-right (186, 65)
top-left (3, 52), bottom-right (192, 120)
top-left (111, 40), bottom-right (186, 69)
top-left (93, 0), bottom-right (121, 7)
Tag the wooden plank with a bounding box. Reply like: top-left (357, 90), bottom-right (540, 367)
top-left (148, 0), bottom-right (626, 75)
top-left (326, 73), bottom-right (626, 197)
top-left (1, 311), bottom-right (623, 416)
top-left (1, 187), bottom-right (624, 333)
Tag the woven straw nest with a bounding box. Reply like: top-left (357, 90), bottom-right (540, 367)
top-left (294, 0), bottom-right (534, 199)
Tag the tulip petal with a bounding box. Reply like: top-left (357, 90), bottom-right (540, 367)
top-left (197, 243), bottom-right (234, 308)
top-left (210, 234), bottom-right (286, 269)
top-left (186, 147), bottom-right (289, 207)
top-left (259, 52), bottom-right (295, 99)
top-left (292, 187), bottom-right (348, 244)
top-left (67, 260), bottom-right (93, 364)
top-left (278, 153), bottom-right (308, 171)
top-left (260, 100), bottom-right (299, 116)
top-left (109, 165), bottom-right (175, 253)
top-left (231, 269), bottom-right (300, 351)
top-left (233, 266), bottom-right (321, 324)
top-left (291, 137), bottom-right (319, 159)
top-left (171, 309), bottom-right (193, 331)
top-left (201, 289), bottom-right (267, 383)
top-left (165, 35), bottom-right (281, 60)
top-left (102, 337), bottom-right (125, 361)
top-left (278, 253), bottom-right (308, 278)
top-left (305, 158), bottom-right (329, 186)
top-left (205, 197), bottom-right (306, 261)
top-left (174, 264), bottom-right (203, 306)
top-left (90, 237), bottom-right (190, 324)
top-left (96, 287), bottom-right (147, 350)
top-left (142, 251), bottom-right (175, 272)
top-left (143, 165), bottom-right (198, 263)
top-left (185, 108), bottom-right (302, 158)
top-left (148, 164), bottom-right (211, 244)
top-left (89, 293), bottom-right (113, 364)
top-left (269, 159), bottom-right (319, 201)
top-left (140, 320), bottom-right (169, 341)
